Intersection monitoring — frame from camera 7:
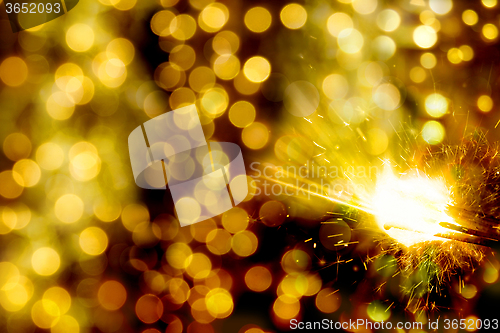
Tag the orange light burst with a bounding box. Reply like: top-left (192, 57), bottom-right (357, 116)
top-left (372, 165), bottom-right (459, 247)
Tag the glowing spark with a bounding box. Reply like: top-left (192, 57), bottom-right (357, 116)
top-left (313, 141), bottom-right (326, 150)
top-left (372, 165), bottom-right (460, 247)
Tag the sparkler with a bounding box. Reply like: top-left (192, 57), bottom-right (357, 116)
top-left (252, 133), bottom-right (500, 315)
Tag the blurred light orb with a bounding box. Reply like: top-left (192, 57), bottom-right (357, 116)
top-left (80, 227), bottom-right (109, 255)
top-left (185, 253), bottom-right (212, 279)
top-left (55, 63), bottom-right (83, 87)
top-left (2, 278), bottom-right (32, 311)
top-left (199, 3), bottom-right (228, 33)
top-left (170, 45), bottom-right (196, 71)
top-left (55, 194), bottom-right (84, 223)
top-left (447, 48), bottom-right (463, 64)
top-left (205, 288), bottom-right (233, 319)
top-left (230, 175), bottom-right (257, 202)
top-left (231, 230), bottom-right (258, 257)
top-left (372, 36), bottom-right (396, 60)
top-left (99, 58), bottom-right (127, 88)
top-left (281, 249), bottom-right (310, 273)
top-left (376, 9), bottom-right (400, 32)
top-left (460, 45), bottom-right (474, 61)
top-left (213, 30), bottom-right (240, 55)
top-left (243, 56), bottom-right (271, 83)
top-left (337, 28), bottom-right (364, 53)
top-left (13, 159), bottom-right (41, 187)
top-left (31, 299), bottom-right (59, 329)
top-left (166, 242), bottom-right (193, 269)
top-left (121, 203), bottom-right (150, 232)
top-left (279, 274), bottom-right (308, 297)
top-left (315, 288), bottom-right (341, 313)
top-left (170, 14), bottom-right (197, 40)
top-left (280, 3), bottom-right (307, 29)
top-left (245, 266), bottom-right (272, 292)
top-left (0, 262), bottom-right (20, 290)
top-left (229, 101), bottom-right (256, 128)
top-left (367, 300), bottom-right (391, 321)
top-left (213, 54), bottom-right (240, 80)
top-left (0, 207), bottom-right (16, 234)
top-left (51, 315), bottom-right (80, 333)
top-left (169, 87), bottom-right (196, 109)
top-left (0, 171), bottom-right (24, 199)
top-left (188, 0), bottom-right (213, 10)
top-left (66, 24), bottom-right (94, 52)
top-left (420, 52), bottom-right (437, 69)
top-left (352, 0), bottom-right (378, 15)
top-left (245, 7), bottom-right (272, 33)
top-left (326, 13), bottom-right (353, 37)
top-left (322, 74), bottom-right (348, 100)
top-left (46, 92), bottom-right (75, 120)
top-left (151, 10), bottom-right (176, 36)
top-left (1, 204), bottom-right (31, 232)
top-left (413, 25), bottom-right (437, 48)
top-left (242, 122), bottom-right (269, 149)
top-left (201, 87), bottom-right (229, 118)
top-left (462, 10), bottom-right (478, 27)
top-left (484, 265), bottom-right (499, 283)
top-left (189, 66), bottom-right (216, 92)
top-left (222, 207), bottom-right (249, 234)
top-left (478, 95), bottom-right (493, 112)
top-left (273, 294), bottom-right (300, 319)
top-left (421, 11), bottom-right (442, 32)
top-left (461, 284), bottom-right (478, 299)
top-left (234, 72), bottom-right (260, 95)
top-left (3, 133), bottom-right (31, 161)
top-left (422, 120), bottom-right (445, 144)
top-left (284, 81), bottom-right (320, 117)
top-left (43, 287), bottom-right (71, 315)
top-left (206, 228), bottom-right (232, 255)
top-left (259, 200), bottom-right (287, 227)
top-left (373, 83), bottom-right (400, 110)
top-left (429, 0), bottom-right (452, 15)
top-left (359, 62), bottom-right (384, 87)
top-left (112, 0), bottom-right (137, 11)
top-left (0, 57), bottom-right (28, 87)
top-left (483, 23), bottom-right (498, 40)
top-left (136, 294), bottom-right (163, 323)
top-left (425, 93), bottom-right (448, 117)
top-left (106, 38), bottom-right (135, 65)
top-left (70, 151), bottom-right (101, 181)
top-left (105, 59), bottom-right (126, 78)
top-left (32, 247), bottom-right (60, 276)
top-left (98, 280), bottom-right (127, 310)
top-left (175, 197), bottom-right (201, 226)
top-left (166, 277), bottom-right (189, 304)
top-left (482, 0), bottom-right (497, 8)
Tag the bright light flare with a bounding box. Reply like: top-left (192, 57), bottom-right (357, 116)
top-left (373, 166), bottom-right (458, 247)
